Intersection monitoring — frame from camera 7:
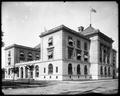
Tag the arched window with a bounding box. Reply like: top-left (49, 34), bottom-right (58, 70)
top-left (35, 65), bottom-right (39, 77)
top-left (35, 54), bottom-right (40, 60)
top-left (8, 68), bottom-right (10, 75)
top-left (19, 51), bottom-right (25, 62)
top-left (77, 64), bottom-right (80, 74)
top-left (25, 66), bottom-right (28, 78)
top-left (84, 65), bottom-right (87, 75)
top-left (21, 67), bottom-right (23, 78)
top-left (104, 66), bottom-right (107, 77)
top-left (27, 52), bottom-right (33, 61)
top-left (68, 63), bottom-right (72, 75)
top-left (108, 67), bottom-right (110, 76)
top-left (48, 64), bottom-right (53, 74)
top-left (100, 66), bottom-right (103, 76)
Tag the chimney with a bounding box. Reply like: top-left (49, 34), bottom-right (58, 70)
top-left (78, 26), bottom-right (84, 32)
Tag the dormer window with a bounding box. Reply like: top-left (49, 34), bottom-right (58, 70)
top-left (68, 36), bottom-right (73, 46)
top-left (48, 37), bottom-right (53, 46)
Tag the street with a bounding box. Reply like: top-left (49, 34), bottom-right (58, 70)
top-left (2, 79), bottom-right (118, 95)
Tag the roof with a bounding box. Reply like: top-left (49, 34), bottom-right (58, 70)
top-left (34, 43), bottom-right (40, 49)
top-left (39, 25), bottom-right (90, 41)
top-left (81, 24), bottom-right (114, 43)
top-left (5, 44), bottom-right (40, 51)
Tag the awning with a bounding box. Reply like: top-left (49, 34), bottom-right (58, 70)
top-left (84, 55), bottom-right (88, 58)
top-left (48, 51), bottom-right (53, 55)
top-left (48, 39), bottom-right (52, 43)
top-left (69, 39), bottom-right (73, 43)
top-left (77, 54), bottom-right (81, 56)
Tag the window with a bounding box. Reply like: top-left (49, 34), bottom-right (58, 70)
top-left (103, 49), bottom-right (106, 63)
top-left (48, 50), bottom-right (53, 59)
top-left (77, 64), bottom-right (81, 74)
top-left (35, 54), bottom-right (40, 60)
top-left (27, 52), bottom-right (33, 61)
top-left (104, 66), bottom-right (107, 77)
top-left (7, 57), bottom-right (10, 66)
top-left (84, 51), bottom-right (89, 62)
top-left (48, 37), bottom-right (53, 46)
top-left (35, 65), bottom-right (39, 77)
top-left (44, 68), bottom-right (46, 73)
top-left (56, 76), bottom-right (58, 79)
top-left (48, 64), bottom-right (53, 74)
top-left (19, 51), bottom-right (25, 62)
top-left (8, 51), bottom-right (11, 56)
top-left (76, 50), bottom-right (81, 60)
top-left (56, 67), bottom-right (58, 73)
top-left (8, 68), bottom-right (10, 75)
top-left (84, 42), bottom-right (88, 50)
top-left (107, 52), bottom-right (110, 64)
top-left (77, 40), bottom-right (81, 48)
top-left (100, 45), bottom-right (102, 62)
top-left (68, 63), bottom-right (72, 75)
top-left (100, 66), bottom-right (103, 76)
top-left (68, 47), bottom-right (73, 59)
top-left (84, 65), bottom-right (87, 75)
top-left (68, 36), bottom-right (73, 46)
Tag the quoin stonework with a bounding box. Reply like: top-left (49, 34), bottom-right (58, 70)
top-left (4, 24), bottom-right (117, 80)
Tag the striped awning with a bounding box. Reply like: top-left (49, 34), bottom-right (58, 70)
top-left (69, 39), bottom-right (73, 42)
top-left (48, 51), bottom-right (53, 55)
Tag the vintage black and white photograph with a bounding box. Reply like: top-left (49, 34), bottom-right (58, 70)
top-left (1, 1), bottom-right (118, 95)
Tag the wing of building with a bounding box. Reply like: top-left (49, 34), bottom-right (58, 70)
top-left (4, 24), bottom-right (117, 80)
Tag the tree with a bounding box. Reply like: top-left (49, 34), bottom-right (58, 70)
top-left (2, 68), bottom-right (5, 79)
top-left (11, 67), bottom-right (19, 82)
top-left (26, 65), bottom-right (34, 83)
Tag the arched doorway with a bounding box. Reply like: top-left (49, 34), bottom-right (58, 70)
top-left (68, 63), bottom-right (72, 75)
top-left (21, 67), bottom-right (23, 78)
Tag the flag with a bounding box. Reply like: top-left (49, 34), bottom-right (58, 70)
top-left (91, 8), bottom-right (96, 13)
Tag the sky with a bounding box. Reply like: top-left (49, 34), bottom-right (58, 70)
top-left (2, 1), bottom-right (118, 68)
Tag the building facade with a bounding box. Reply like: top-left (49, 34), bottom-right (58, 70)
top-left (4, 25), bottom-right (117, 80)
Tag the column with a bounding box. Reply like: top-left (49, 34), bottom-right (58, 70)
top-left (19, 67), bottom-right (21, 79)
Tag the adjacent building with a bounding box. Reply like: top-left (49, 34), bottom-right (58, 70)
top-left (4, 24), bottom-right (117, 80)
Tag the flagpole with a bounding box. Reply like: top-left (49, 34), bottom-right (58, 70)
top-left (90, 9), bottom-right (91, 26)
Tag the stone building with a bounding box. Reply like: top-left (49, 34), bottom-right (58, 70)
top-left (4, 24), bottom-right (117, 80)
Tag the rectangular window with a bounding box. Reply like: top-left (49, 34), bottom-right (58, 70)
top-left (84, 42), bottom-right (88, 50)
top-left (68, 47), bottom-right (73, 59)
top-left (56, 67), bottom-right (58, 73)
top-left (76, 50), bottom-right (82, 60)
top-left (68, 36), bottom-right (73, 46)
top-left (84, 51), bottom-right (89, 62)
top-left (77, 40), bottom-right (81, 49)
top-left (8, 51), bottom-right (11, 57)
top-left (48, 37), bottom-right (53, 46)
top-left (8, 58), bottom-right (11, 65)
top-left (44, 68), bottom-right (46, 73)
top-left (100, 45), bottom-right (102, 63)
